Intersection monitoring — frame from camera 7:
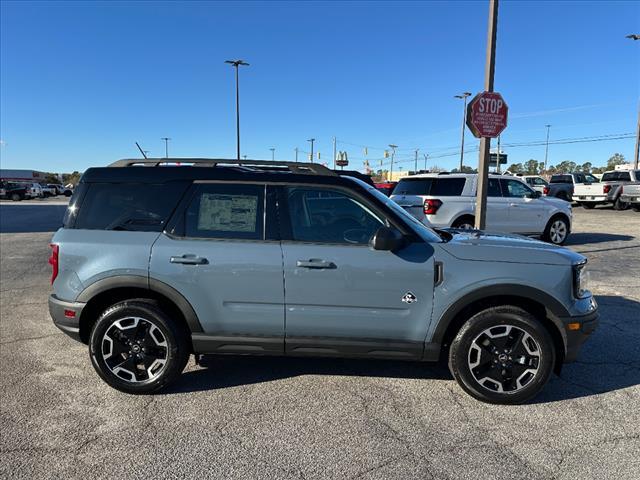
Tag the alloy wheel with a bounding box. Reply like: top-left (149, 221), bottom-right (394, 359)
top-left (101, 317), bottom-right (168, 383)
top-left (549, 220), bottom-right (567, 244)
top-left (467, 325), bottom-right (541, 393)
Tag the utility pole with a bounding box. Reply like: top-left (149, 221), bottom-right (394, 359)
top-left (634, 102), bottom-right (640, 169)
top-left (496, 135), bottom-right (502, 174)
top-left (270, 148), bottom-right (275, 161)
top-left (543, 124), bottom-right (551, 172)
top-left (474, 0), bottom-right (499, 231)
top-left (414, 149), bottom-right (419, 174)
top-left (389, 144), bottom-right (398, 181)
top-left (161, 137), bottom-right (171, 158)
top-left (424, 153), bottom-right (429, 171)
top-left (225, 59), bottom-right (250, 160)
top-left (332, 137), bottom-right (337, 169)
top-left (294, 147), bottom-right (299, 162)
top-left (307, 138), bottom-right (315, 163)
top-left (455, 92), bottom-right (472, 171)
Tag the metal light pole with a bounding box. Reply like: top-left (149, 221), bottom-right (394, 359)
top-left (308, 138), bottom-right (315, 163)
top-left (424, 153), bottom-right (429, 171)
top-left (161, 137), bottom-right (171, 158)
top-left (455, 92), bottom-right (472, 171)
top-left (270, 148), bottom-right (275, 161)
top-left (294, 147), bottom-right (299, 162)
top-left (628, 35), bottom-right (640, 168)
top-left (332, 137), bottom-right (337, 169)
top-left (544, 124), bottom-right (551, 172)
top-left (414, 149), bottom-right (419, 174)
top-left (474, 0), bottom-right (499, 231)
top-left (225, 59), bottom-right (250, 160)
top-left (389, 144), bottom-right (398, 180)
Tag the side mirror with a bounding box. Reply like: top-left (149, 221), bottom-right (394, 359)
top-left (369, 226), bottom-right (406, 252)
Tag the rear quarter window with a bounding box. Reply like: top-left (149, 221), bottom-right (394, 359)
top-left (431, 178), bottom-right (466, 196)
top-left (72, 182), bottom-right (189, 231)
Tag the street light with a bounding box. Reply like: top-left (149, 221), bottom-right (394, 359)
top-left (454, 92), bottom-right (472, 171)
top-left (388, 144), bottom-right (398, 180)
top-left (225, 59), bottom-right (250, 160)
top-left (543, 125), bottom-right (551, 172)
top-left (627, 35), bottom-right (640, 168)
top-left (269, 148), bottom-right (275, 161)
top-left (307, 138), bottom-right (315, 163)
top-left (161, 137), bottom-right (171, 158)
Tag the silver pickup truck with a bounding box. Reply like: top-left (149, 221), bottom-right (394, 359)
top-left (573, 169), bottom-right (640, 210)
top-left (620, 183), bottom-right (640, 212)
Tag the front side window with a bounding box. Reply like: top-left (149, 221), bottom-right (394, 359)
top-left (487, 178), bottom-right (502, 197)
top-left (532, 177), bottom-right (548, 186)
top-left (285, 187), bottom-right (383, 244)
top-left (184, 184), bottom-right (264, 240)
top-left (501, 179), bottom-right (533, 198)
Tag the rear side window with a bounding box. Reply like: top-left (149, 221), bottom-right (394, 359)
top-left (74, 182), bottom-right (188, 231)
top-left (184, 184), bottom-right (264, 240)
top-left (431, 178), bottom-right (466, 196)
top-left (392, 179), bottom-right (433, 195)
top-left (618, 172), bottom-right (631, 181)
top-left (550, 175), bottom-right (571, 184)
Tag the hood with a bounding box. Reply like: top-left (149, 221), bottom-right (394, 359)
top-left (539, 196), bottom-right (572, 210)
top-left (439, 230), bottom-right (584, 266)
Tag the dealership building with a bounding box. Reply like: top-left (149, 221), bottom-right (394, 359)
top-left (0, 169), bottom-right (49, 182)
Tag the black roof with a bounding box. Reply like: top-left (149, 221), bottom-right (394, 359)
top-left (81, 158), bottom-right (374, 187)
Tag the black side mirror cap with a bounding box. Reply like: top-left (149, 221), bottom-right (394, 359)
top-left (369, 226), bottom-right (406, 252)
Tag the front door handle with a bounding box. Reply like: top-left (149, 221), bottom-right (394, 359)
top-left (509, 203), bottom-right (520, 207)
top-left (170, 254), bottom-right (209, 265)
top-left (296, 259), bottom-right (337, 269)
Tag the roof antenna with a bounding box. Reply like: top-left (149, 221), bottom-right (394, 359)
top-left (135, 142), bottom-right (148, 159)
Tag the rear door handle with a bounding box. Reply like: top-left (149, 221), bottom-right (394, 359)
top-left (170, 254), bottom-right (209, 265)
top-left (296, 259), bottom-right (337, 269)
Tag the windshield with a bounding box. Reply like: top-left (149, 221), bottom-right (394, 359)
top-left (345, 177), bottom-right (442, 243)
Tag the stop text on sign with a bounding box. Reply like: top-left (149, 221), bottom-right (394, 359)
top-left (466, 91), bottom-right (509, 138)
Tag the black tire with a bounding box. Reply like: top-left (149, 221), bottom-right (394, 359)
top-left (632, 206), bottom-right (640, 213)
top-left (11, 193), bottom-right (22, 202)
top-left (581, 203), bottom-right (596, 209)
top-left (612, 197), bottom-right (628, 211)
top-left (542, 214), bottom-right (570, 245)
top-left (448, 305), bottom-right (556, 404)
top-left (557, 192), bottom-right (569, 202)
top-left (89, 299), bottom-right (190, 394)
top-left (451, 215), bottom-right (476, 230)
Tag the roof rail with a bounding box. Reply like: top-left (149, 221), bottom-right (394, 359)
top-left (108, 158), bottom-right (337, 176)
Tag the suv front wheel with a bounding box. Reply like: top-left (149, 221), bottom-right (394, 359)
top-left (89, 299), bottom-right (190, 394)
top-left (448, 306), bottom-right (555, 404)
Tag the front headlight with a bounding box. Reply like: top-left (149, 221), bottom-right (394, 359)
top-left (573, 261), bottom-right (591, 299)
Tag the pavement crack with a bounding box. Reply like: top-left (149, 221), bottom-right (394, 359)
top-left (0, 332), bottom-right (63, 345)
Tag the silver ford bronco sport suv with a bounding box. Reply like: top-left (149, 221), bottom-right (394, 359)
top-left (48, 159), bottom-right (598, 404)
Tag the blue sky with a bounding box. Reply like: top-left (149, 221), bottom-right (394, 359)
top-left (1, 0), bottom-right (638, 173)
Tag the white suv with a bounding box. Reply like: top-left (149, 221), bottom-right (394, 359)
top-left (390, 173), bottom-right (573, 245)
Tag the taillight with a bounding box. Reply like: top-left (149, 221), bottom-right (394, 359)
top-left (619, 185), bottom-right (624, 194)
top-left (543, 186), bottom-right (550, 195)
top-left (48, 244), bottom-right (59, 285)
top-left (603, 185), bottom-right (611, 194)
top-left (423, 199), bottom-right (443, 215)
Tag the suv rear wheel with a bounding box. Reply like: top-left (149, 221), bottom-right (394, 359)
top-left (89, 299), bottom-right (190, 394)
top-left (452, 215), bottom-right (475, 230)
top-left (448, 306), bottom-right (555, 404)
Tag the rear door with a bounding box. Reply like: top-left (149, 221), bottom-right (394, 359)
top-left (484, 177), bottom-right (510, 231)
top-left (150, 182), bottom-right (285, 353)
top-left (278, 184), bottom-right (435, 359)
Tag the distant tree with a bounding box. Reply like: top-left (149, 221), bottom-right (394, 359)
top-left (507, 163), bottom-right (524, 174)
top-left (524, 159), bottom-right (540, 175)
top-left (62, 171), bottom-right (82, 186)
top-left (451, 165), bottom-right (477, 174)
top-left (579, 162), bottom-right (592, 173)
top-left (606, 153), bottom-right (626, 170)
top-left (43, 173), bottom-right (59, 184)
top-left (555, 161), bottom-right (577, 173)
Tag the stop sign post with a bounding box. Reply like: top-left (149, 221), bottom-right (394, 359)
top-left (466, 91), bottom-right (508, 138)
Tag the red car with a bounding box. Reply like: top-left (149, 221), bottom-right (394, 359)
top-left (374, 181), bottom-right (398, 196)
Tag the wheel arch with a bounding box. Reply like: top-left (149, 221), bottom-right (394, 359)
top-left (451, 213), bottom-right (475, 228)
top-left (77, 275), bottom-right (203, 344)
top-left (432, 285), bottom-right (568, 373)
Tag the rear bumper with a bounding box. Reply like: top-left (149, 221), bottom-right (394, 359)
top-left (49, 294), bottom-right (85, 342)
top-left (560, 308), bottom-right (599, 363)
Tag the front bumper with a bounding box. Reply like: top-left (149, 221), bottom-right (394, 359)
top-left (49, 294), bottom-right (85, 342)
top-left (559, 301), bottom-right (599, 363)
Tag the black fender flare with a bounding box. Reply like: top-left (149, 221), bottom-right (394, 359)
top-left (76, 275), bottom-right (203, 333)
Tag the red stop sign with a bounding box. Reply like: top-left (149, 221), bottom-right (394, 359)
top-left (466, 91), bottom-right (508, 138)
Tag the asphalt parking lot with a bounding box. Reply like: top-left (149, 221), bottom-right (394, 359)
top-left (1, 203), bottom-right (639, 479)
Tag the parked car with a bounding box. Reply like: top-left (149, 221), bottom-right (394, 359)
top-left (390, 173), bottom-right (573, 245)
top-left (543, 173), bottom-right (600, 202)
top-left (47, 184), bottom-right (65, 195)
top-left (573, 169), bottom-right (640, 210)
top-left (620, 183), bottom-right (640, 212)
top-left (374, 181), bottom-right (398, 196)
top-left (517, 175), bottom-right (549, 194)
top-left (49, 158), bottom-right (597, 404)
top-left (42, 184), bottom-right (58, 197)
top-left (19, 182), bottom-right (44, 198)
top-left (0, 181), bottom-right (28, 201)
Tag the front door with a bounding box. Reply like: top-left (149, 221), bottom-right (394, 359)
top-left (278, 185), bottom-right (435, 359)
top-left (150, 182), bottom-right (285, 353)
top-left (500, 179), bottom-right (544, 234)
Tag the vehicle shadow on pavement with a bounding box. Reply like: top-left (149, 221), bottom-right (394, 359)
top-left (167, 295), bottom-right (640, 403)
top-left (565, 232), bottom-right (635, 246)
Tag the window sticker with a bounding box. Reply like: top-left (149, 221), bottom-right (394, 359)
top-left (197, 193), bottom-right (258, 232)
